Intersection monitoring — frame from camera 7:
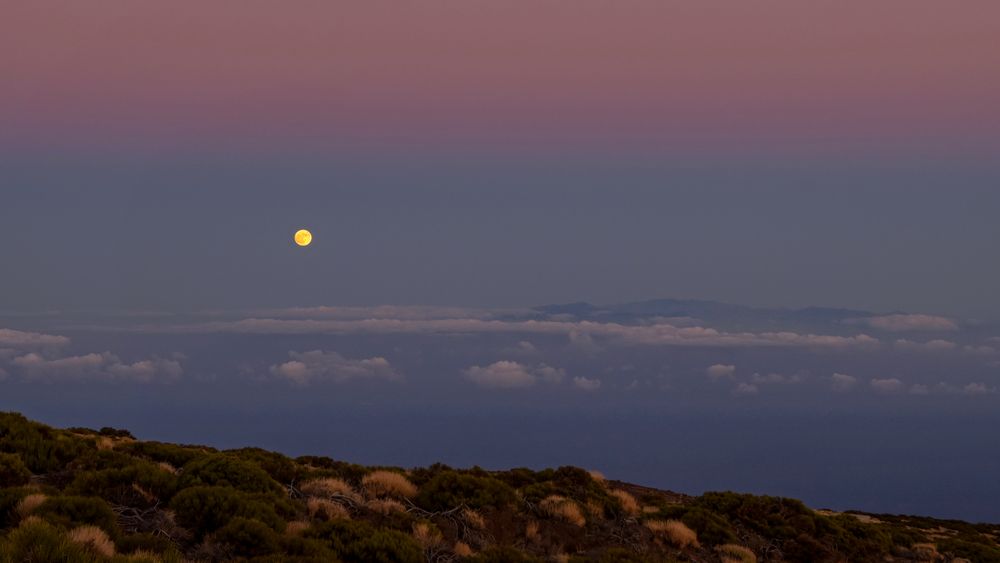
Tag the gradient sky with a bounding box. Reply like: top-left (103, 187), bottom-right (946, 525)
top-left (3, 3), bottom-right (1000, 522)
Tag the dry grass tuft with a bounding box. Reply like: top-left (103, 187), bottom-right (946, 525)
top-left (539, 495), bottom-right (586, 527)
top-left (365, 498), bottom-right (407, 515)
top-left (306, 498), bottom-right (350, 520)
top-left (16, 494), bottom-right (46, 518)
top-left (284, 520), bottom-right (311, 536)
top-left (525, 520), bottom-right (540, 541)
top-left (462, 508), bottom-right (485, 529)
top-left (362, 470), bottom-right (418, 499)
top-left (125, 550), bottom-right (163, 562)
top-left (716, 543), bottom-right (757, 563)
top-left (96, 436), bottom-right (115, 451)
top-left (610, 489), bottom-right (640, 517)
top-left (553, 554), bottom-right (570, 563)
top-left (157, 461), bottom-right (178, 475)
top-left (642, 505), bottom-right (660, 514)
top-left (911, 543), bottom-right (940, 560)
top-left (412, 522), bottom-right (445, 550)
top-left (68, 525), bottom-right (116, 557)
top-left (645, 519), bottom-right (699, 549)
top-left (453, 541), bottom-right (474, 557)
top-left (300, 477), bottom-right (361, 502)
top-left (588, 469), bottom-right (606, 485)
top-left (586, 499), bottom-right (605, 518)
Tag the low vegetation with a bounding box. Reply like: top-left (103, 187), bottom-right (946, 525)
top-left (2, 411), bottom-right (999, 561)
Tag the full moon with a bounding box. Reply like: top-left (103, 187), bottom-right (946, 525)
top-left (294, 229), bottom-right (312, 247)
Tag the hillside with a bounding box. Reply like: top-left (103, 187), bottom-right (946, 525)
top-left (1, 412), bottom-right (997, 562)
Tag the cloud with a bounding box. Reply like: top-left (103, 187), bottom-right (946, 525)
top-left (853, 314), bottom-right (958, 332)
top-left (962, 382), bottom-right (994, 395)
top-left (870, 378), bottom-right (905, 393)
top-left (750, 372), bottom-right (801, 385)
top-left (894, 339), bottom-right (958, 352)
top-left (255, 305), bottom-right (522, 321)
top-left (159, 316), bottom-right (881, 350)
top-left (909, 384), bottom-right (930, 395)
top-left (464, 361), bottom-right (538, 388)
top-left (706, 364), bottom-right (736, 380)
top-left (535, 364), bottom-right (566, 384)
top-left (0, 328), bottom-right (70, 349)
top-left (270, 350), bottom-right (399, 385)
top-left (830, 372), bottom-right (857, 392)
top-left (11, 352), bottom-right (181, 383)
top-left (732, 382), bottom-right (759, 395)
top-left (572, 376), bottom-right (602, 391)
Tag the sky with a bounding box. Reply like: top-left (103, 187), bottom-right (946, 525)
top-left (3, 1), bottom-right (1000, 521)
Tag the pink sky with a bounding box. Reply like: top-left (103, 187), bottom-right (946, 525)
top-left (3, 1), bottom-right (998, 153)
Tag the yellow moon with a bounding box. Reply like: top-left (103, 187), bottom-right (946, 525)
top-left (294, 229), bottom-right (312, 247)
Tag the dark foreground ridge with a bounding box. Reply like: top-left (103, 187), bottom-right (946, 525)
top-left (1, 412), bottom-right (997, 562)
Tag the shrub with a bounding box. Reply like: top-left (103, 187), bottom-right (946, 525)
top-left (539, 495), bottom-right (586, 527)
top-left (306, 519), bottom-right (423, 563)
top-left (226, 447), bottom-right (299, 484)
top-left (213, 517), bottom-right (281, 557)
top-left (66, 461), bottom-right (178, 505)
top-left (0, 517), bottom-right (99, 562)
top-left (645, 519), bottom-right (699, 549)
top-left (301, 477), bottom-right (360, 502)
top-left (33, 495), bottom-right (120, 539)
top-left (122, 441), bottom-right (211, 468)
top-left (362, 470), bottom-right (418, 499)
top-left (67, 525), bottom-right (116, 557)
top-left (471, 546), bottom-right (542, 562)
top-left (716, 543), bottom-right (757, 563)
top-left (178, 454), bottom-right (280, 494)
top-left (610, 489), bottom-right (640, 517)
top-left (415, 471), bottom-right (516, 511)
top-left (365, 498), bottom-right (406, 515)
top-left (454, 541), bottom-right (474, 557)
top-left (308, 497), bottom-right (351, 520)
top-left (16, 493), bottom-right (47, 519)
top-left (0, 412), bottom-right (89, 473)
top-left (0, 488), bottom-right (31, 528)
top-left (0, 453), bottom-right (31, 487)
top-left (169, 486), bottom-right (282, 537)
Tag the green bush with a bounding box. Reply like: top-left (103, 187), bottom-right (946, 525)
top-left (472, 546), bottom-right (543, 562)
top-left (0, 453), bottom-right (31, 487)
top-left (32, 495), bottom-right (120, 539)
top-left (65, 461), bottom-right (178, 505)
top-left (306, 519), bottom-right (423, 563)
top-left (0, 518), bottom-right (100, 563)
top-left (169, 485), bottom-right (282, 537)
top-left (0, 487), bottom-right (31, 528)
top-left (0, 412), bottom-right (90, 473)
top-left (178, 454), bottom-right (281, 494)
top-left (213, 516), bottom-right (281, 557)
top-left (227, 447), bottom-right (300, 484)
top-left (121, 440), bottom-right (212, 468)
top-left (415, 470), bottom-right (516, 511)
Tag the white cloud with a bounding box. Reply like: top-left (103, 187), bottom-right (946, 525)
top-left (270, 350), bottom-right (399, 385)
top-left (909, 384), bottom-right (930, 395)
top-left (11, 352), bottom-right (181, 383)
top-left (161, 317), bottom-right (881, 350)
top-left (854, 314), bottom-right (958, 332)
top-left (0, 328), bottom-right (70, 349)
top-left (732, 383), bottom-right (758, 395)
top-left (572, 376), bottom-right (602, 391)
top-left (464, 361), bottom-right (537, 388)
top-left (705, 364), bottom-right (736, 380)
top-left (830, 372), bottom-right (857, 392)
top-left (750, 372), bottom-right (802, 385)
top-left (894, 339), bottom-right (957, 352)
top-left (536, 364), bottom-right (566, 384)
top-left (962, 382), bottom-right (994, 395)
top-left (870, 378), bottom-right (905, 393)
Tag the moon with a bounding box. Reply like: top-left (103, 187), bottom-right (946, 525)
top-left (294, 229), bottom-right (313, 247)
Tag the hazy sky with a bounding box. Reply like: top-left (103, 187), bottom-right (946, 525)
top-left (3, 4), bottom-right (1000, 521)
top-left (4, 2), bottom-right (1000, 316)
